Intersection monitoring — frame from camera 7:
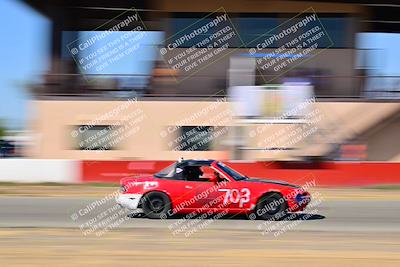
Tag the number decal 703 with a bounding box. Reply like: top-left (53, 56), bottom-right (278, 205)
top-left (218, 188), bottom-right (251, 208)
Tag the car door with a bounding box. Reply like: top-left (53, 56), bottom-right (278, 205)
top-left (193, 166), bottom-right (233, 212)
top-left (163, 179), bottom-right (200, 213)
top-left (217, 181), bottom-right (253, 211)
top-left (155, 166), bottom-right (199, 214)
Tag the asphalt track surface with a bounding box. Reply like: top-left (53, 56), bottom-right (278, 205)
top-left (1, 196), bottom-right (400, 267)
top-left (1, 196), bottom-right (400, 232)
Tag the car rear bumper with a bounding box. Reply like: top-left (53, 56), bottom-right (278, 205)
top-left (116, 193), bottom-right (143, 211)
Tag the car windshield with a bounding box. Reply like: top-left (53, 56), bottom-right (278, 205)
top-left (217, 162), bottom-right (248, 181)
top-left (154, 163), bottom-right (176, 178)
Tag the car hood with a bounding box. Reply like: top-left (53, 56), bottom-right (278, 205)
top-left (242, 178), bottom-right (300, 188)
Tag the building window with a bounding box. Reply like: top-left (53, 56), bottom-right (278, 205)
top-left (235, 14), bottom-right (351, 48)
top-left (73, 125), bottom-right (119, 150)
top-left (235, 16), bottom-right (280, 47)
top-left (319, 17), bottom-right (351, 48)
top-left (167, 12), bottom-right (241, 48)
top-left (171, 126), bottom-right (227, 151)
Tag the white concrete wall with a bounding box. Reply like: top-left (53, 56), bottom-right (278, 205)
top-left (0, 159), bottom-right (79, 183)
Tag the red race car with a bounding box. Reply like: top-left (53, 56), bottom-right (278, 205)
top-left (116, 159), bottom-right (311, 220)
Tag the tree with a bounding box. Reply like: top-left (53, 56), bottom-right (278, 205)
top-left (0, 119), bottom-right (6, 139)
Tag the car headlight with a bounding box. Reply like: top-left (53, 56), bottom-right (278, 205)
top-left (295, 192), bottom-right (310, 204)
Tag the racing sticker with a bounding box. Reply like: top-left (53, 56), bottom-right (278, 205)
top-left (143, 181), bottom-right (159, 190)
top-left (218, 188), bottom-right (251, 207)
top-left (132, 181), bottom-right (159, 190)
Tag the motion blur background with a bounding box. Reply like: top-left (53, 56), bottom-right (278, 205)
top-left (1, 0), bottom-right (400, 184)
top-left (1, 1), bottom-right (400, 267)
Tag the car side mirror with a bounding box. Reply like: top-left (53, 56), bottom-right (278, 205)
top-left (209, 175), bottom-right (219, 184)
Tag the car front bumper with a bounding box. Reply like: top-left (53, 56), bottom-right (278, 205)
top-left (288, 192), bottom-right (311, 212)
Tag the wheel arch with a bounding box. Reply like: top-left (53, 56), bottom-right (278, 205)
top-left (254, 190), bottom-right (287, 210)
top-left (139, 190), bottom-right (173, 209)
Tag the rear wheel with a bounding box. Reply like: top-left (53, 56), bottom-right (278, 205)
top-left (141, 192), bottom-right (171, 219)
top-left (255, 193), bottom-right (287, 220)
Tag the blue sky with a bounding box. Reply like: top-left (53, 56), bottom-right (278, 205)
top-left (63, 31), bottom-right (163, 76)
top-left (0, 0), bottom-right (162, 130)
top-left (0, 0), bottom-right (49, 129)
top-left (357, 33), bottom-right (400, 75)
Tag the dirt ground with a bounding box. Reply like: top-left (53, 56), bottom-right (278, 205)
top-left (1, 228), bottom-right (399, 267)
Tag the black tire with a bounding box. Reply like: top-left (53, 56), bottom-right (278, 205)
top-left (141, 191), bottom-right (171, 219)
top-left (255, 193), bottom-right (287, 220)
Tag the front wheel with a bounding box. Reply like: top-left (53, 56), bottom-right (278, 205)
top-left (255, 193), bottom-right (287, 220)
top-left (141, 192), bottom-right (171, 219)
